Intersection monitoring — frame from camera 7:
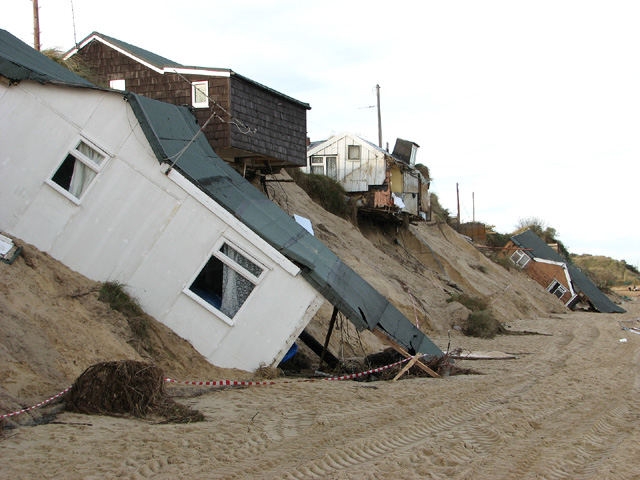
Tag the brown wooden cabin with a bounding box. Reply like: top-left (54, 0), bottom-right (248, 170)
top-left (66, 32), bottom-right (310, 172)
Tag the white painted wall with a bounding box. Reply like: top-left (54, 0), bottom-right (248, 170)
top-left (0, 82), bottom-right (322, 371)
top-left (305, 133), bottom-right (387, 192)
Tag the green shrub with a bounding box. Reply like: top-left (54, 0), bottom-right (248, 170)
top-left (446, 293), bottom-right (489, 312)
top-left (490, 253), bottom-right (514, 271)
top-left (288, 169), bottom-right (356, 222)
top-left (99, 281), bottom-right (144, 318)
top-left (464, 310), bottom-right (505, 339)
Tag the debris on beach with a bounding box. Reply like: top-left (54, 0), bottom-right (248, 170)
top-left (65, 360), bottom-right (203, 423)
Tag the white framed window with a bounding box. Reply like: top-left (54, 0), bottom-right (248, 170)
top-left (109, 79), bottom-right (126, 91)
top-left (547, 280), bottom-right (568, 299)
top-left (47, 138), bottom-right (108, 203)
top-left (192, 81), bottom-right (209, 108)
top-left (510, 249), bottom-right (530, 268)
top-left (185, 240), bottom-right (265, 325)
top-left (347, 144), bottom-right (361, 160)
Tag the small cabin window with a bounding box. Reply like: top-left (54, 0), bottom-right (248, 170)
top-left (48, 139), bottom-right (108, 203)
top-left (347, 145), bottom-right (361, 160)
top-left (109, 79), bottom-right (126, 90)
top-left (192, 81), bottom-right (209, 108)
top-left (188, 242), bottom-right (264, 322)
top-left (547, 280), bottom-right (568, 299)
top-left (510, 249), bottom-right (530, 268)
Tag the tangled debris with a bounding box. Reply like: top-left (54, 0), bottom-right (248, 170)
top-left (365, 348), bottom-right (480, 379)
top-left (65, 360), bottom-right (204, 423)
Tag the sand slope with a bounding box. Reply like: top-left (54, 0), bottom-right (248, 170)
top-left (2, 170), bottom-right (638, 478)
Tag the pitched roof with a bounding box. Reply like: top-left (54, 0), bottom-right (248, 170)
top-left (511, 230), bottom-right (625, 313)
top-left (0, 29), bottom-right (95, 87)
top-left (73, 32), bottom-right (184, 69)
top-left (69, 32), bottom-right (310, 109)
top-left (126, 93), bottom-right (444, 357)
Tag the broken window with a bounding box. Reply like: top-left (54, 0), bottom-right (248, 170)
top-left (510, 249), bottom-right (530, 268)
top-left (49, 139), bottom-right (107, 201)
top-left (188, 242), bottom-right (264, 320)
top-left (348, 145), bottom-right (361, 160)
top-left (192, 81), bottom-right (209, 108)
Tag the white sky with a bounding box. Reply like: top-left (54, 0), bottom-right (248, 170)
top-left (3, 1), bottom-right (639, 266)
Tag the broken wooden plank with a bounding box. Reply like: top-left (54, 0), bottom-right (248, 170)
top-left (372, 329), bottom-right (440, 378)
top-left (392, 354), bottom-right (423, 382)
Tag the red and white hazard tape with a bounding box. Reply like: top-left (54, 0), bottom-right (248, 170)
top-left (1, 386), bottom-right (72, 419)
top-left (165, 356), bottom-right (412, 386)
top-left (2, 356), bottom-right (420, 419)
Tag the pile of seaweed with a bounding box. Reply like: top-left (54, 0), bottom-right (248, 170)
top-left (65, 360), bottom-right (204, 423)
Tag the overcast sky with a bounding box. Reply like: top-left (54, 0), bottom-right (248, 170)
top-left (3, 1), bottom-right (639, 266)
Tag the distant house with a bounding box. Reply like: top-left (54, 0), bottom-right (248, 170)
top-left (504, 230), bottom-right (625, 313)
top-left (65, 32), bottom-right (310, 170)
top-left (305, 133), bottom-right (428, 217)
top-left (0, 30), bottom-right (443, 371)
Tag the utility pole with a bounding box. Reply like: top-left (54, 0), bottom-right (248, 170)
top-left (376, 84), bottom-right (382, 148)
top-left (32, 0), bottom-right (41, 51)
top-left (472, 192), bottom-right (475, 223)
top-left (456, 183), bottom-right (461, 230)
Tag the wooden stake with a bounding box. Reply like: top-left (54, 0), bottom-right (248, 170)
top-left (372, 329), bottom-right (440, 378)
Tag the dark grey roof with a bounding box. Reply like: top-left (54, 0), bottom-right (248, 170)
top-left (75, 32), bottom-right (183, 69)
top-left (392, 138), bottom-right (420, 165)
top-left (127, 92), bottom-right (443, 357)
top-left (0, 29), bottom-right (95, 87)
top-left (511, 230), bottom-right (625, 313)
top-left (72, 32), bottom-right (310, 110)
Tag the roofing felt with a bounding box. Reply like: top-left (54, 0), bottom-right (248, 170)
top-left (126, 92), bottom-right (444, 357)
top-left (511, 230), bottom-right (625, 314)
top-left (74, 32), bottom-right (184, 69)
top-left (0, 29), bottom-right (95, 87)
top-left (72, 32), bottom-right (310, 109)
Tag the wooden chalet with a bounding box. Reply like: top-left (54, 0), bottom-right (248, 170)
top-left (305, 133), bottom-right (429, 218)
top-left (66, 32), bottom-right (310, 171)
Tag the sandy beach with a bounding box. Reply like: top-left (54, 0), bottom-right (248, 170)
top-left (2, 298), bottom-right (640, 479)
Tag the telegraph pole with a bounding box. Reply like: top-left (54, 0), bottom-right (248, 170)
top-left (376, 84), bottom-right (382, 148)
top-left (33, 0), bottom-right (41, 51)
top-left (456, 183), bottom-right (461, 230)
top-left (472, 192), bottom-right (475, 222)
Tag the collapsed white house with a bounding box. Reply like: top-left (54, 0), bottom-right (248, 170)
top-left (0, 29), bottom-right (443, 371)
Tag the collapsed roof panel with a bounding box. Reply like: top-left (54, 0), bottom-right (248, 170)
top-left (127, 92), bottom-right (444, 358)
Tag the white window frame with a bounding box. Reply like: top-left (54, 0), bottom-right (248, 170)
top-left (109, 79), bottom-right (126, 91)
top-left (183, 238), bottom-right (266, 326)
top-left (46, 138), bottom-right (110, 205)
top-left (347, 144), bottom-right (361, 160)
top-left (547, 280), bottom-right (568, 299)
top-left (192, 81), bottom-right (209, 108)
top-left (510, 249), bottom-right (531, 268)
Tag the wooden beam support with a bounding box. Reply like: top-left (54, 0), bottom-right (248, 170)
top-left (318, 306), bottom-right (339, 371)
top-left (372, 328), bottom-right (440, 379)
top-left (392, 354), bottom-right (423, 382)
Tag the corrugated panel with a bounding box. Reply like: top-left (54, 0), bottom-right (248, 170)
top-left (511, 230), bottom-right (625, 313)
top-left (0, 29), bottom-right (95, 87)
top-left (127, 92), bottom-right (444, 357)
